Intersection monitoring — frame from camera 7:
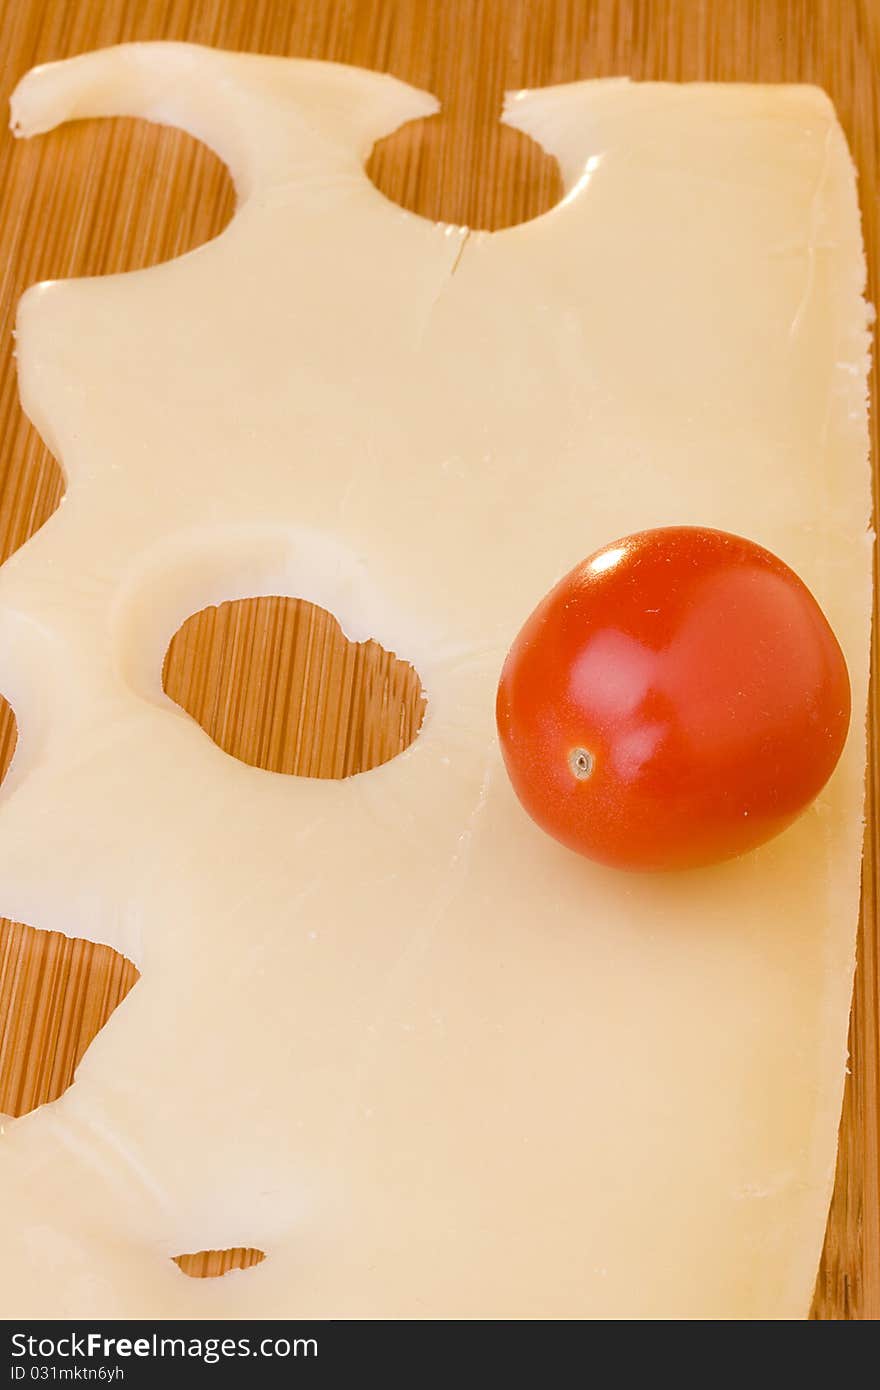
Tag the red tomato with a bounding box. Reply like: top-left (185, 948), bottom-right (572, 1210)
top-left (496, 527), bottom-right (851, 871)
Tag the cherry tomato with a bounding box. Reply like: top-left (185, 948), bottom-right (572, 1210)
top-left (496, 527), bottom-right (851, 871)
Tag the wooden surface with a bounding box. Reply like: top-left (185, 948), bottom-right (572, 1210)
top-left (0, 0), bottom-right (876, 1318)
top-left (174, 1247), bottom-right (267, 1280)
top-left (164, 598), bottom-right (425, 780)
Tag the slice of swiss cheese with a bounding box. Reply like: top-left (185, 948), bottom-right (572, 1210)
top-left (0, 44), bottom-right (871, 1319)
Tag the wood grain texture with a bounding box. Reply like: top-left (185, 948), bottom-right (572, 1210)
top-left (0, 918), bottom-right (139, 1118)
top-left (0, 0), bottom-right (876, 1317)
top-left (173, 1248), bottom-right (266, 1280)
top-left (163, 598), bottom-right (425, 780)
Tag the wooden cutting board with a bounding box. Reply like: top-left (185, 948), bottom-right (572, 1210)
top-left (0, 0), bottom-right (876, 1319)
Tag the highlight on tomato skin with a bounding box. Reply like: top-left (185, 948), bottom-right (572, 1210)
top-left (495, 526), bottom-right (851, 872)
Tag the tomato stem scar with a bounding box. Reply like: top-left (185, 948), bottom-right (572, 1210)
top-left (569, 747), bottom-right (594, 780)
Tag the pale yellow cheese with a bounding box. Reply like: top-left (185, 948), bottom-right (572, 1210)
top-left (0, 43), bottom-right (871, 1319)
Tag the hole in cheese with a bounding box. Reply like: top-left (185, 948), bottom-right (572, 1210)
top-left (367, 112), bottom-right (562, 230)
top-left (173, 1248), bottom-right (266, 1279)
top-left (0, 919), bottom-right (139, 1117)
top-left (10, 117), bottom-right (235, 280)
top-left (0, 697), bottom-right (17, 787)
top-left (1, 119), bottom-right (235, 574)
top-left (162, 596), bottom-right (426, 778)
